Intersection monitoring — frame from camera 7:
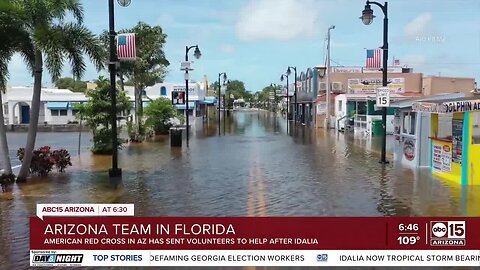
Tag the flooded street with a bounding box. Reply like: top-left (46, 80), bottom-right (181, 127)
top-left (1, 111), bottom-right (480, 269)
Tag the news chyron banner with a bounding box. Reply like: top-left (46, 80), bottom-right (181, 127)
top-left (31, 204), bottom-right (480, 267)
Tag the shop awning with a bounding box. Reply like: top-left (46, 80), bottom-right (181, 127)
top-left (175, 102), bottom-right (195, 110)
top-left (201, 96), bottom-right (217, 105)
top-left (47, 101), bottom-right (69, 110)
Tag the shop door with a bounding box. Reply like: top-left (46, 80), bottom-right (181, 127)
top-left (21, 105), bottom-right (30, 124)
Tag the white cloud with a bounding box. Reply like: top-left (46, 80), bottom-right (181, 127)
top-left (235, 0), bottom-right (321, 41)
top-left (219, 44), bottom-right (236, 53)
top-left (404, 13), bottom-right (433, 39)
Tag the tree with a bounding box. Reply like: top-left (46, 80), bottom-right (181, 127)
top-left (76, 77), bottom-right (131, 154)
top-left (16, 0), bottom-right (104, 181)
top-left (101, 21), bottom-right (169, 142)
top-left (0, 0), bottom-right (35, 176)
top-left (225, 80), bottom-right (253, 108)
top-left (144, 98), bottom-right (182, 135)
top-left (55, 77), bottom-right (87, 92)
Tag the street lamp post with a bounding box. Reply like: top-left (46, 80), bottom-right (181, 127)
top-left (270, 83), bottom-right (277, 113)
top-left (223, 80), bottom-right (230, 135)
top-left (108, 0), bottom-right (131, 178)
top-left (280, 74), bottom-right (289, 134)
top-left (360, 1), bottom-right (389, 164)
top-left (184, 45), bottom-right (201, 145)
top-left (326, 25), bottom-right (335, 129)
top-left (287, 67), bottom-right (297, 127)
top-left (218, 72), bottom-right (227, 136)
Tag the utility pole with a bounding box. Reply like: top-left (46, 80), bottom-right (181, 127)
top-left (326, 25), bottom-right (335, 129)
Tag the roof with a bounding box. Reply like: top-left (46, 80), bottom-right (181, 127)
top-left (390, 93), bottom-right (466, 108)
top-left (414, 96), bottom-right (480, 105)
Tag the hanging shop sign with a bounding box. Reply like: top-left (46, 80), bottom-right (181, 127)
top-left (347, 78), bottom-right (405, 94)
top-left (413, 99), bottom-right (480, 113)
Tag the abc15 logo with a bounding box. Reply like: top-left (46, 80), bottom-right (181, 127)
top-left (430, 221), bottom-right (466, 239)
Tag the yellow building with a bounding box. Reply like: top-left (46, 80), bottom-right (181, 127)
top-left (413, 98), bottom-right (480, 185)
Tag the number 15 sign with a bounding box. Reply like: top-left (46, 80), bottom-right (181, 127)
top-left (376, 87), bottom-right (390, 107)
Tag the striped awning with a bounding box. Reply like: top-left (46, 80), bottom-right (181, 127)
top-left (47, 102), bottom-right (69, 110)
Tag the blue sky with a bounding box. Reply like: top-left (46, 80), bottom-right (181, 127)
top-left (7, 0), bottom-right (480, 91)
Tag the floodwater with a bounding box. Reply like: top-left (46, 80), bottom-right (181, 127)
top-left (1, 110), bottom-right (480, 269)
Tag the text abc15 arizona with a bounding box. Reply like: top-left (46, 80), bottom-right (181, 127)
top-left (430, 221), bottom-right (466, 246)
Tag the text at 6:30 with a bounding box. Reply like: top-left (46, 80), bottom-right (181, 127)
top-left (112, 207), bottom-right (128, 212)
top-left (398, 224), bottom-right (419, 231)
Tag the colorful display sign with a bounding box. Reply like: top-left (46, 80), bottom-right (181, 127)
top-left (403, 139), bottom-right (415, 161)
top-left (432, 141), bottom-right (452, 173)
top-left (172, 91), bottom-right (186, 105)
top-left (347, 78), bottom-right (405, 94)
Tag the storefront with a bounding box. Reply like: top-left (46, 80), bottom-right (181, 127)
top-left (172, 84), bottom-right (205, 117)
top-left (390, 93), bottom-right (465, 168)
top-left (413, 98), bottom-right (480, 185)
top-left (334, 94), bottom-right (405, 134)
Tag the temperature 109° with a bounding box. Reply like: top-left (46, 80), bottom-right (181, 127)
top-left (398, 224), bottom-right (419, 231)
top-left (397, 236), bottom-right (420, 245)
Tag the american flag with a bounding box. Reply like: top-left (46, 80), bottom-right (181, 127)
top-left (366, 48), bottom-right (381, 68)
top-left (117, 33), bottom-right (136, 61)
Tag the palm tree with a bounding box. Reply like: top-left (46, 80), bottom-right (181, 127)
top-left (0, 1), bottom-right (35, 175)
top-left (15, 0), bottom-right (104, 181)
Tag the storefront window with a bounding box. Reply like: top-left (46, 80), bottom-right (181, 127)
top-left (402, 112), bottom-right (416, 135)
top-left (472, 112), bottom-right (480, 144)
top-left (357, 101), bottom-right (367, 115)
top-left (437, 114), bottom-right (452, 139)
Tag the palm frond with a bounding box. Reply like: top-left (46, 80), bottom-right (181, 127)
top-left (59, 23), bottom-right (105, 72)
top-left (47, 0), bottom-right (83, 24)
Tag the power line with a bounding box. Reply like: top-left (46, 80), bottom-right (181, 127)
top-left (330, 59), bottom-right (345, 67)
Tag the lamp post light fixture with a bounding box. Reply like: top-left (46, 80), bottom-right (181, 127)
top-left (316, 66), bottom-right (326, 128)
top-left (317, 66), bottom-right (327, 78)
top-left (218, 72), bottom-right (227, 136)
top-left (270, 83), bottom-right (278, 113)
top-left (286, 66), bottom-right (297, 127)
top-left (184, 45), bottom-right (201, 145)
top-left (117, 0), bottom-right (131, 7)
top-left (107, 0), bottom-right (132, 178)
top-left (280, 73), bottom-right (289, 134)
top-left (360, 0), bottom-right (389, 164)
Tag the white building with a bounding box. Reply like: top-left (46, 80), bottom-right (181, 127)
top-left (3, 86), bottom-right (87, 125)
top-left (136, 81), bottom-right (206, 116)
top-left (2, 81), bottom-right (206, 125)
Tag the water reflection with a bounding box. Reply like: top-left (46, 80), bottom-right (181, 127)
top-left (1, 110), bottom-right (480, 268)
